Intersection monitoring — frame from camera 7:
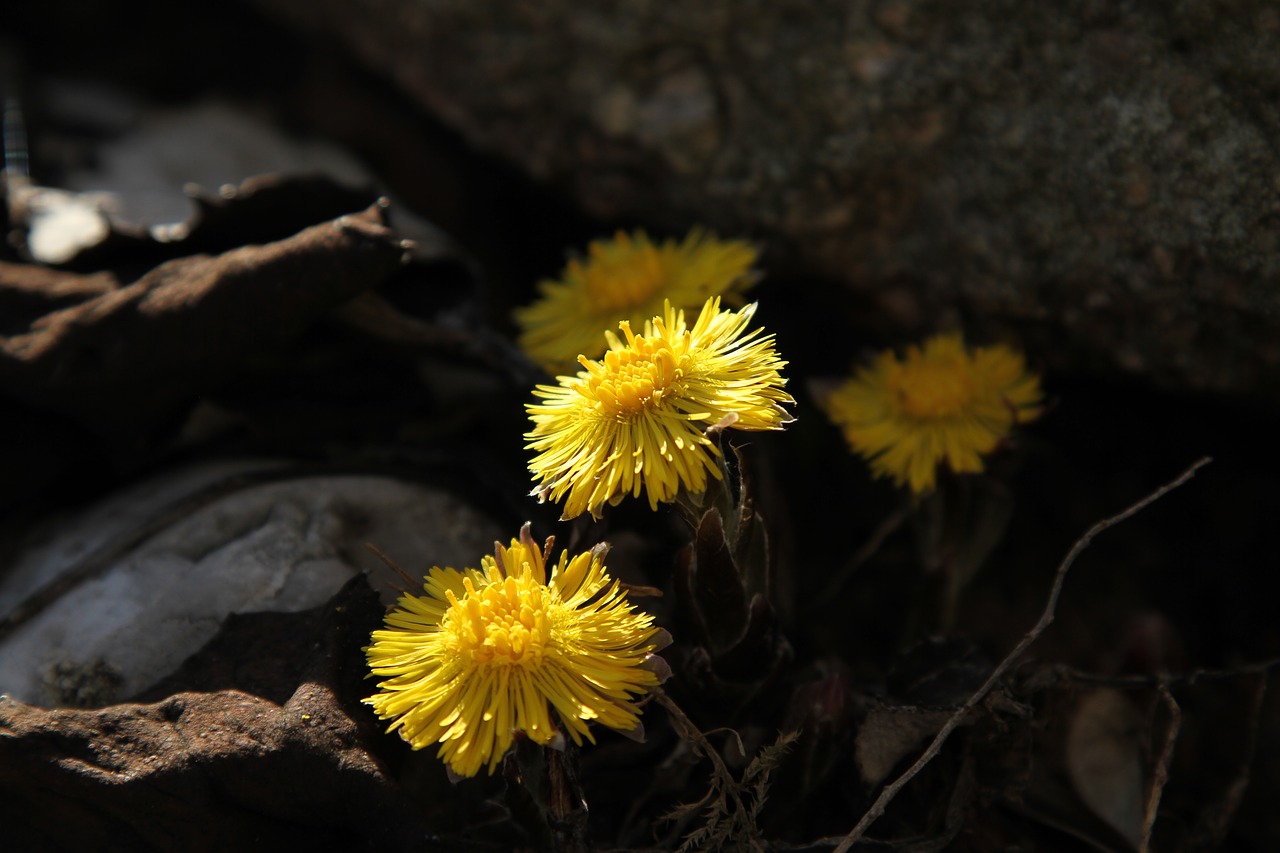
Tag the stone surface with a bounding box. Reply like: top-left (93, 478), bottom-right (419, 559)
top-left (0, 578), bottom-right (439, 852)
top-left (56, 98), bottom-right (372, 232)
top-left (251, 0), bottom-right (1280, 396)
top-left (0, 461), bottom-right (502, 707)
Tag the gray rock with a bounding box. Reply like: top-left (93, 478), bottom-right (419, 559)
top-left (250, 0), bottom-right (1280, 395)
top-left (0, 460), bottom-right (501, 707)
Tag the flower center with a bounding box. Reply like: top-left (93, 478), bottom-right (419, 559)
top-left (891, 358), bottom-right (974, 418)
top-left (586, 336), bottom-right (681, 417)
top-left (443, 575), bottom-right (554, 668)
top-left (582, 246), bottom-right (667, 313)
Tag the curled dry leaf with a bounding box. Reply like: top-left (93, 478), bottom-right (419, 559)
top-left (0, 202), bottom-right (407, 433)
top-left (855, 702), bottom-right (968, 789)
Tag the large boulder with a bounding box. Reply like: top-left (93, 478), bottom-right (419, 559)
top-left (251, 0), bottom-right (1280, 395)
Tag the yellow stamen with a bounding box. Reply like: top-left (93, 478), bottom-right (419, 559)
top-left (578, 234), bottom-right (667, 313)
top-left (889, 359), bottom-right (974, 418)
top-left (442, 573), bottom-right (552, 667)
top-left (585, 334), bottom-right (684, 418)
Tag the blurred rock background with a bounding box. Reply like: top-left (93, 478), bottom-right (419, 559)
top-left (251, 0), bottom-right (1280, 396)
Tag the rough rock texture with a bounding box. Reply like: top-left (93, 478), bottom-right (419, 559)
top-left (250, 0), bottom-right (1280, 396)
top-left (0, 578), bottom-right (437, 852)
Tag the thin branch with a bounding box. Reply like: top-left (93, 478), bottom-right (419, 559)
top-left (1045, 657), bottom-right (1280, 691)
top-left (652, 686), bottom-right (740, 800)
top-left (365, 541), bottom-right (417, 592)
top-left (832, 457), bottom-right (1211, 853)
top-left (1140, 685), bottom-right (1181, 853)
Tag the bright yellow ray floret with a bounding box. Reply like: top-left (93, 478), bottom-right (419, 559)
top-left (364, 524), bottom-right (666, 777)
top-left (515, 229), bottom-right (760, 374)
top-left (526, 296), bottom-right (794, 520)
top-left (823, 333), bottom-right (1042, 494)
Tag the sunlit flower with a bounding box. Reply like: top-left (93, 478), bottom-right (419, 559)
top-left (823, 333), bottom-right (1042, 495)
top-left (515, 229), bottom-right (760, 373)
top-left (527, 296), bottom-right (793, 520)
top-left (365, 524), bottom-right (665, 778)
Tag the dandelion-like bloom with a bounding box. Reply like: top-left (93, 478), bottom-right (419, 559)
top-left (527, 296), bottom-right (793, 520)
top-left (365, 525), bottom-right (664, 778)
top-left (823, 333), bottom-right (1042, 495)
top-left (515, 229), bottom-right (759, 373)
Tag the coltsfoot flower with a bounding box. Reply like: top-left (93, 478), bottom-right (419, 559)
top-left (526, 296), bottom-right (793, 520)
top-left (823, 333), bottom-right (1042, 495)
top-left (515, 229), bottom-right (760, 373)
top-left (365, 525), bottom-right (666, 778)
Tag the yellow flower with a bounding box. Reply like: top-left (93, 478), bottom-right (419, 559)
top-left (823, 333), bottom-right (1042, 495)
top-left (515, 229), bottom-right (760, 373)
top-left (364, 525), bottom-right (665, 778)
top-left (526, 296), bottom-right (793, 520)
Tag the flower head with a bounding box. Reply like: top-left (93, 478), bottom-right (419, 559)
top-left (823, 333), bottom-right (1042, 494)
top-left (364, 525), bottom-right (665, 777)
top-left (515, 229), bottom-right (760, 373)
top-left (526, 296), bottom-right (793, 520)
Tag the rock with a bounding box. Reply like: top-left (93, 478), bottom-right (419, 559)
top-left (56, 97), bottom-right (373, 234)
top-left (0, 460), bottom-right (502, 707)
top-left (249, 0), bottom-right (1280, 396)
top-left (0, 578), bottom-right (439, 852)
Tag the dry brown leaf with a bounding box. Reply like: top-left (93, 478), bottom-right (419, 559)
top-left (1065, 689), bottom-right (1146, 850)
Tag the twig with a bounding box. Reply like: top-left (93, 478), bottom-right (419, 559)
top-left (1045, 657), bottom-right (1280, 691)
top-left (654, 687), bottom-right (762, 852)
top-left (653, 687), bottom-right (737, 788)
top-left (832, 457), bottom-right (1211, 853)
top-left (1140, 685), bottom-right (1181, 852)
top-left (364, 541), bottom-right (418, 591)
